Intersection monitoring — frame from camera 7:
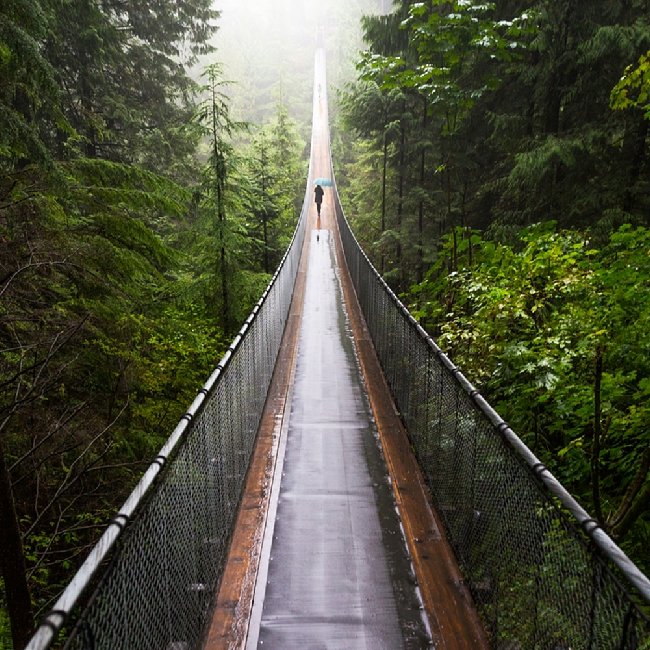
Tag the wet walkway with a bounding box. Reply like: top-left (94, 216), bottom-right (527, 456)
top-left (245, 229), bottom-right (430, 649)
top-left (236, 43), bottom-right (432, 650)
top-left (205, 43), bottom-right (488, 650)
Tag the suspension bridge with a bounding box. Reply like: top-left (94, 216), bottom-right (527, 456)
top-left (26, 44), bottom-right (650, 650)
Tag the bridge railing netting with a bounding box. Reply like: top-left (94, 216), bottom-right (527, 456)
top-left (27, 169), bottom-right (310, 650)
top-left (333, 189), bottom-right (650, 649)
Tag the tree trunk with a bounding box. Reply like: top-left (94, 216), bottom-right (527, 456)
top-left (544, 79), bottom-right (561, 135)
top-left (263, 212), bottom-right (269, 274)
top-left (609, 444), bottom-right (650, 536)
top-left (591, 349), bottom-right (604, 523)
top-left (417, 97), bottom-right (427, 284)
top-left (0, 439), bottom-right (35, 649)
top-left (217, 176), bottom-right (229, 333)
top-left (613, 482), bottom-right (650, 541)
top-left (623, 115), bottom-right (648, 214)
top-left (381, 131), bottom-right (388, 275)
top-left (396, 110), bottom-right (405, 288)
top-left (12, 88), bottom-right (33, 170)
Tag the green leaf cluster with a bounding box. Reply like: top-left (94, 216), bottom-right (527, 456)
top-left (337, 0), bottom-right (650, 297)
top-left (611, 49), bottom-right (650, 118)
top-left (409, 223), bottom-right (650, 572)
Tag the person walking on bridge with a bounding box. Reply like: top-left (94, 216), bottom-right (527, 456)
top-left (314, 183), bottom-right (324, 216)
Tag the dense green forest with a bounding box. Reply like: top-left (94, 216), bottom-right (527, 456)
top-left (4, 0), bottom-right (650, 645)
top-left (0, 0), bottom-right (309, 646)
top-left (334, 0), bottom-right (650, 577)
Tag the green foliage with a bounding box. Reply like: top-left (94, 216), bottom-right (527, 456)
top-left (188, 68), bottom-right (305, 331)
top-left (0, 0), bottom-right (64, 169)
top-left (0, 147), bottom-right (226, 622)
top-left (338, 0), bottom-right (650, 297)
top-left (611, 50), bottom-right (650, 118)
top-left (0, 584), bottom-right (9, 649)
top-left (359, 0), bottom-right (536, 132)
top-left (245, 99), bottom-right (306, 273)
top-left (408, 224), bottom-right (650, 572)
top-left (192, 63), bottom-right (255, 332)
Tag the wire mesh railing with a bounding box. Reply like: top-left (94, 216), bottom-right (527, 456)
top-left (25, 159), bottom-right (311, 650)
top-left (333, 190), bottom-right (650, 649)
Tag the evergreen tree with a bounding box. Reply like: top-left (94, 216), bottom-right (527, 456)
top-left (340, 0), bottom-right (650, 270)
top-left (194, 63), bottom-right (249, 333)
top-left (42, 0), bottom-right (218, 172)
top-left (0, 0), bottom-right (229, 644)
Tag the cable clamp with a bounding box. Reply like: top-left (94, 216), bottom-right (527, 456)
top-left (109, 513), bottom-right (130, 531)
top-left (151, 455), bottom-right (167, 469)
top-left (580, 517), bottom-right (604, 537)
top-left (41, 609), bottom-right (68, 630)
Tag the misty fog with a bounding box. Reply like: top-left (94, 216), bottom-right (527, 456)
top-left (197, 0), bottom-right (384, 136)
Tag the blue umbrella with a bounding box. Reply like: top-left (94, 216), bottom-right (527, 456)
top-left (313, 177), bottom-right (333, 186)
